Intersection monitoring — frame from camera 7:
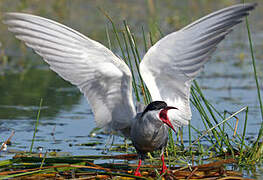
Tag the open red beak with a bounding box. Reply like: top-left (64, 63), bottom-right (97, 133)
top-left (159, 106), bottom-right (177, 132)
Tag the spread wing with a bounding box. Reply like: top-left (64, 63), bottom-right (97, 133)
top-left (140, 3), bottom-right (256, 128)
top-left (4, 13), bottom-right (136, 133)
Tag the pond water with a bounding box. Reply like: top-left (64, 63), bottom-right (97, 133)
top-left (0, 0), bottom-right (262, 172)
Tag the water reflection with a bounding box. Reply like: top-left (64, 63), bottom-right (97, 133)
top-left (0, 68), bottom-right (81, 120)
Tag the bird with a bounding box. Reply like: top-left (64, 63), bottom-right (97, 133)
top-left (3, 3), bottom-right (256, 176)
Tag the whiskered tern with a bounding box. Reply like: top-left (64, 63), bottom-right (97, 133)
top-left (3, 3), bottom-right (256, 176)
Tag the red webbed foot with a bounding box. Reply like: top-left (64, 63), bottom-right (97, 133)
top-left (134, 170), bottom-right (141, 176)
top-left (161, 163), bottom-right (168, 174)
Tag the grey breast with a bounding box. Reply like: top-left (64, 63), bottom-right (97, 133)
top-left (130, 112), bottom-right (169, 154)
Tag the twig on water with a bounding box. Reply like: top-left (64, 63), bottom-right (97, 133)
top-left (224, 110), bottom-right (239, 137)
top-left (187, 167), bottom-right (198, 180)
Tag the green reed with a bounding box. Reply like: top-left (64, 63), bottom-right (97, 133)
top-left (244, 8), bottom-right (263, 162)
top-left (29, 98), bottom-right (43, 153)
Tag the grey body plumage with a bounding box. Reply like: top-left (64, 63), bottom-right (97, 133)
top-left (131, 111), bottom-right (169, 156)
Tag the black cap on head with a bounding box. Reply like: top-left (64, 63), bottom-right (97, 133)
top-left (141, 101), bottom-right (167, 117)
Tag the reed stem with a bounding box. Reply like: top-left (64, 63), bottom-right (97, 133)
top-left (30, 98), bottom-right (43, 153)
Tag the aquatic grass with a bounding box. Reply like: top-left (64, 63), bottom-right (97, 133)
top-left (105, 24), bottom-right (112, 51)
top-left (190, 80), bottom-right (257, 158)
top-left (186, 107), bottom-right (248, 150)
top-left (141, 26), bottom-right (148, 54)
top-left (123, 21), bottom-right (149, 104)
top-left (102, 8), bottom-right (141, 102)
top-left (192, 81), bottom-right (221, 144)
top-left (29, 98), bottom-right (43, 153)
top-left (243, 3), bottom-right (263, 162)
top-left (40, 151), bottom-right (47, 168)
top-left (140, 25), bottom-right (152, 103)
top-left (103, 9), bottom-right (151, 104)
top-left (201, 99), bottom-right (249, 149)
top-left (188, 122), bottom-right (192, 156)
top-left (0, 169), bottom-right (53, 180)
top-left (239, 107), bottom-right (249, 163)
top-left (191, 82), bottom-right (239, 155)
top-left (121, 32), bottom-right (140, 101)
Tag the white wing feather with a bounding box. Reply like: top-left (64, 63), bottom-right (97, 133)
top-left (4, 13), bottom-right (136, 133)
top-left (140, 3), bottom-right (256, 128)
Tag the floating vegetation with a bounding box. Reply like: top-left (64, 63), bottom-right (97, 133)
top-left (0, 154), bottom-right (254, 179)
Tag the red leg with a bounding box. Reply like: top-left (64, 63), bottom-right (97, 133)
top-left (134, 159), bottom-right (142, 176)
top-left (160, 154), bottom-right (168, 174)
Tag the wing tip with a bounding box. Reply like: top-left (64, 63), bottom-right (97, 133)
top-left (248, 2), bottom-right (258, 8)
top-left (3, 12), bottom-right (36, 25)
top-left (3, 12), bottom-right (23, 20)
top-left (226, 2), bottom-right (257, 10)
